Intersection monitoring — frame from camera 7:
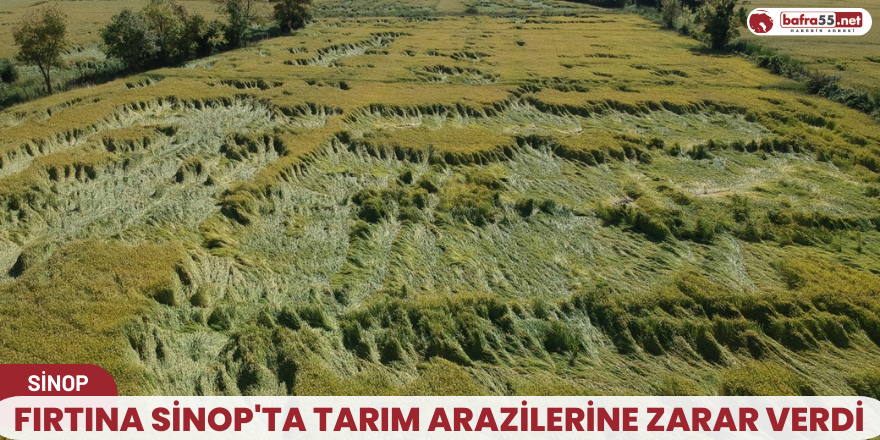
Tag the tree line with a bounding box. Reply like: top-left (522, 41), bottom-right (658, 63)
top-left (3, 0), bottom-right (313, 96)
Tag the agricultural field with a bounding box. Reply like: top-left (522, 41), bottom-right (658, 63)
top-left (740, 0), bottom-right (880, 92)
top-left (2, 3), bottom-right (880, 398)
top-left (0, 0), bottom-right (594, 106)
top-left (0, 0), bottom-right (592, 57)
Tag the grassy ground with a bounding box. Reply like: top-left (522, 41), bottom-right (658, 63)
top-left (1, 9), bottom-right (880, 397)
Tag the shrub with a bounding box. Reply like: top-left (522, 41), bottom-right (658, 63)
top-left (274, 0), bottom-right (313, 33)
top-left (660, 0), bottom-right (684, 29)
top-left (103, 1), bottom-right (210, 70)
top-left (217, 0), bottom-right (250, 48)
top-left (697, 0), bottom-right (740, 50)
top-left (102, 9), bottom-right (160, 70)
top-left (0, 59), bottom-right (18, 84)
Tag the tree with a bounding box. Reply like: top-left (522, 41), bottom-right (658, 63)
top-left (182, 14), bottom-right (209, 59)
top-left (215, 0), bottom-right (266, 47)
top-left (13, 5), bottom-right (68, 95)
top-left (273, 0), bottom-right (312, 33)
top-left (143, 0), bottom-right (188, 63)
top-left (660, 0), bottom-right (684, 29)
top-left (102, 9), bottom-right (160, 70)
top-left (218, 0), bottom-right (249, 48)
top-left (698, 0), bottom-right (740, 50)
top-left (102, 1), bottom-right (208, 70)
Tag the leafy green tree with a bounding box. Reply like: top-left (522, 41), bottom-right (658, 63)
top-left (102, 9), bottom-right (160, 70)
top-left (273, 0), bottom-right (312, 33)
top-left (143, 0), bottom-right (188, 63)
top-left (196, 20), bottom-right (227, 56)
top-left (182, 14), bottom-right (208, 58)
top-left (13, 5), bottom-right (68, 94)
top-left (215, 0), bottom-right (264, 47)
top-left (660, 0), bottom-right (684, 29)
top-left (103, 1), bottom-right (208, 70)
top-left (698, 0), bottom-right (739, 50)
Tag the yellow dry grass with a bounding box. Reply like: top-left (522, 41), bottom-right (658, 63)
top-left (0, 241), bottom-right (184, 394)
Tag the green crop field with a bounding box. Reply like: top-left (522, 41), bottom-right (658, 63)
top-left (2, 1), bottom-right (880, 398)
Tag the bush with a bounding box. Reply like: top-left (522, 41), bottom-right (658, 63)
top-left (660, 0), bottom-right (684, 29)
top-left (0, 59), bottom-right (18, 84)
top-left (102, 1), bottom-right (210, 70)
top-left (274, 0), bottom-right (312, 33)
top-left (698, 0), bottom-right (740, 50)
top-left (218, 0), bottom-right (250, 48)
top-left (102, 9), bottom-right (160, 70)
